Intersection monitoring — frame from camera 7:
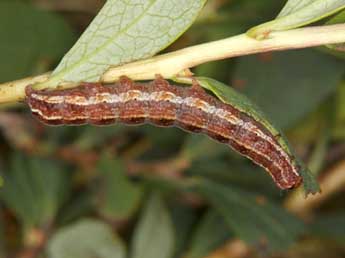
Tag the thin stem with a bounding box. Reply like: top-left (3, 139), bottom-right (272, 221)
top-left (0, 73), bottom-right (50, 104)
top-left (102, 24), bottom-right (345, 81)
top-left (0, 24), bottom-right (344, 104)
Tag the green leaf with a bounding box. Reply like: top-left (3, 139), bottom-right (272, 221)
top-left (0, 154), bottom-right (70, 228)
top-left (195, 180), bottom-right (304, 251)
top-left (298, 165), bottom-right (321, 196)
top-left (44, 0), bottom-right (207, 87)
top-left (185, 210), bottom-right (231, 258)
top-left (47, 219), bottom-right (126, 258)
top-left (169, 202), bottom-right (197, 258)
top-left (277, 0), bottom-right (314, 17)
top-left (96, 153), bottom-right (143, 220)
top-left (131, 193), bottom-right (175, 258)
top-left (326, 9), bottom-right (345, 23)
top-left (247, 0), bottom-right (345, 38)
top-left (195, 76), bottom-right (320, 195)
top-left (0, 1), bottom-right (75, 83)
top-left (326, 10), bottom-right (345, 52)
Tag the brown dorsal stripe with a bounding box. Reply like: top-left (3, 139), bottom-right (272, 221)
top-left (25, 75), bottom-right (302, 189)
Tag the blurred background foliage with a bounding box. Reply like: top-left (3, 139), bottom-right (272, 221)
top-left (0, 0), bottom-right (344, 258)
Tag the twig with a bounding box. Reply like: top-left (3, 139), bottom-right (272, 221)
top-left (0, 73), bottom-right (50, 104)
top-left (102, 24), bottom-right (345, 82)
top-left (0, 24), bottom-right (344, 104)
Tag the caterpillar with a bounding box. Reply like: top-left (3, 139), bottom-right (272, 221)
top-left (25, 75), bottom-right (302, 189)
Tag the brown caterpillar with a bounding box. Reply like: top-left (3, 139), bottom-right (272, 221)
top-left (25, 76), bottom-right (302, 189)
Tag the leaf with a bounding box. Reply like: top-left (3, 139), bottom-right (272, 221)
top-left (0, 1), bottom-right (75, 83)
top-left (43, 0), bottom-right (207, 87)
top-left (247, 0), bottom-right (345, 38)
top-left (169, 202), bottom-right (197, 258)
top-left (130, 193), bottom-right (175, 258)
top-left (195, 180), bottom-right (304, 251)
top-left (298, 165), bottom-right (321, 196)
top-left (326, 10), bottom-right (345, 52)
top-left (185, 210), bottom-right (231, 258)
top-left (278, 0), bottom-right (318, 17)
top-left (195, 76), bottom-right (320, 195)
top-left (47, 219), bottom-right (126, 258)
top-left (0, 154), bottom-right (70, 228)
top-left (96, 153), bottom-right (143, 220)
